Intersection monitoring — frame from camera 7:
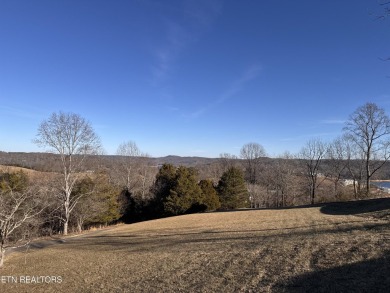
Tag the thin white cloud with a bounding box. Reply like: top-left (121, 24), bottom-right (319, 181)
top-left (184, 64), bottom-right (262, 119)
top-left (150, 0), bottom-right (222, 84)
top-left (182, 0), bottom-right (223, 28)
top-left (151, 21), bottom-right (190, 83)
top-left (0, 104), bottom-right (44, 120)
top-left (320, 119), bottom-right (345, 124)
top-left (218, 64), bottom-right (261, 104)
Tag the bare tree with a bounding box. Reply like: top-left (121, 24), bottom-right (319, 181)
top-left (344, 136), bottom-right (366, 198)
top-left (115, 141), bottom-right (152, 199)
top-left (344, 103), bottom-right (390, 195)
top-left (137, 159), bottom-right (156, 200)
top-left (325, 137), bottom-right (349, 198)
top-left (299, 139), bottom-right (327, 205)
top-left (240, 143), bottom-right (267, 184)
top-left (34, 112), bottom-right (101, 235)
top-left (0, 172), bottom-right (46, 267)
top-left (218, 153), bottom-right (239, 174)
top-left (273, 152), bottom-right (300, 207)
top-left (247, 183), bottom-right (268, 208)
top-left (116, 141), bottom-right (142, 190)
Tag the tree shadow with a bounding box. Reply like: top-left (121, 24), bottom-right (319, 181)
top-left (275, 251), bottom-right (390, 292)
top-left (320, 197), bottom-right (390, 217)
top-left (61, 221), bottom-right (390, 255)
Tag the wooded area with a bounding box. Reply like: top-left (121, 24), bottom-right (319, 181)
top-left (1, 102), bottom-right (390, 268)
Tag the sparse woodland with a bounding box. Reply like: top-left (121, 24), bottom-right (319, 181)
top-left (1, 102), bottom-right (390, 268)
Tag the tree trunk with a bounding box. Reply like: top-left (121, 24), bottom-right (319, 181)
top-left (366, 149), bottom-right (371, 196)
top-left (311, 189), bottom-right (315, 205)
top-left (63, 191), bottom-right (70, 235)
top-left (63, 220), bottom-right (68, 236)
top-left (366, 174), bottom-right (370, 196)
top-left (77, 219), bottom-right (83, 233)
top-left (0, 246), bottom-right (5, 268)
top-left (310, 175), bottom-right (316, 205)
top-left (0, 230), bottom-right (5, 268)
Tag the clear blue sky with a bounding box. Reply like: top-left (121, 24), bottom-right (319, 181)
top-left (1, 0), bottom-right (390, 158)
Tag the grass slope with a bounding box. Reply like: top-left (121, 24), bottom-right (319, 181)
top-left (1, 199), bottom-right (390, 292)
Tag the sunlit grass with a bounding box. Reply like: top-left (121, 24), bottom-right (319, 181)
top-left (1, 200), bottom-right (390, 292)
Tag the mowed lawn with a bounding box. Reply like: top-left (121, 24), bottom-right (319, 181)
top-left (2, 199), bottom-right (390, 293)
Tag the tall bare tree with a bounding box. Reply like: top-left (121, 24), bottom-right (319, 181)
top-left (240, 143), bottom-right (267, 183)
top-left (325, 137), bottom-right (349, 198)
top-left (218, 153), bottom-right (239, 174)
top-left (115, 141), bottom-right (152, 198)
top-left (344, 103), bottom-right (390, 195)
top-left (299, 139), bottom-right (327, 205)
top-left (273, 152), bottom-right (299, 207)
top-left (34, 112), bottom-right (101, 235)
top-left (343, 135), bottom-right (365, 198)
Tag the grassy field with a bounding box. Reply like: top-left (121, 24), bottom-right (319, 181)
top-left (1, 198), bottom-right (390, 292)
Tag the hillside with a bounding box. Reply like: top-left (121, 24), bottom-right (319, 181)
top-left (2, 151), bottom-right (390, 181)
top-left (0, 164), bottom-right (55, 181)
top-left (2, 198), bottom-right (390, 292)
top-left (0, 151), bottom-right (220, 171)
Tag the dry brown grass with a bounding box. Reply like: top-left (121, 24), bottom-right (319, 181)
top-left (0, 165), bottom-right (56, 181)
top-left (1, 199), bottom-right (390, 292)
top-left (0, 165), bottom-right (38, 176)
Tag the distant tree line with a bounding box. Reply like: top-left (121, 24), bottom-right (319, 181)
top-left (1, 102), bottom-right (390, 268)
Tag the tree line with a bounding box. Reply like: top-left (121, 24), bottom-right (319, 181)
top-left (1, 102), bottom-right (390, 267)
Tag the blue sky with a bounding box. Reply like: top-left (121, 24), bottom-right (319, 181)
top-left (1, 0), bottom-right (390, 158)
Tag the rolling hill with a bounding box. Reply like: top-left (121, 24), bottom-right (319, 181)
top-left (2, 198), bottom-right (390, 292)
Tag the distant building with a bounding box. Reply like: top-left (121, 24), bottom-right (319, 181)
top-left (342, 179), bottom-right (355, 186)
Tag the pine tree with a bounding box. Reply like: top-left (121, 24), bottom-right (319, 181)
top-left (199, 179), bottom-right (220, 211)
top-left (150, 164), bottom-right (176, 216)
top-left (217, 167), bottom-right (249, 209)
top-left (164, 166), bottom-right (202, 215)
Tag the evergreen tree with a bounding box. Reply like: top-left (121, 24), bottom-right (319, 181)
top-left (71, 173), bottom-right (121, 231)
top-left (198, 179), bottom-right (220, 211)
top-left (217, 167), bottom-right (249, 209)
top-left (164, 166), bottom-right (202, 215)
top-left (150, 164), bottom-right (176, 216)
top-left (92, 172), bottom-right (121, 225)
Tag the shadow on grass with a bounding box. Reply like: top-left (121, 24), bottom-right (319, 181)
top-left (275, 252), bottom-right (390, 293)
top-left (63, 221), bottom-right (390, 254)
top-left (320, 197), bottom-right (390, 217)
top-left (212, 197), bottom-right (390, 216)
top-left (85, 220), bottom-right (383, 239)
top-left (5, 238), bottom-right (66, 256)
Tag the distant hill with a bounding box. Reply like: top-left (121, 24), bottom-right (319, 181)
top-left (154, 155), bottom-right (219, 166)
top-left (1, 151), bottom-right (390, 180)
top-left (0, 151), bottom-right (220, 172)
